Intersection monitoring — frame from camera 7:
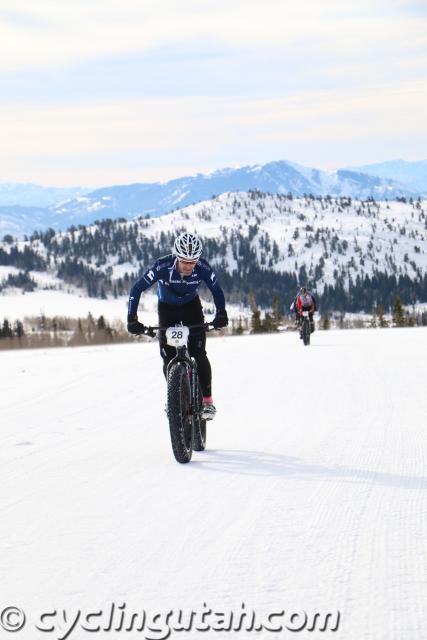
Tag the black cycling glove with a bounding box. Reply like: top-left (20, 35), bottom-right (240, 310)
top-left (127, 315), bottom-right (147, 335)
top-left (212, 309), bottom-right (228, 329)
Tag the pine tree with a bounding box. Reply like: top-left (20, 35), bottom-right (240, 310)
top-left (392, 296), bottom-right (405, 327)
top-left (369, 306), bottom-right (377, 328)
top-left (14, 320), bottom-right (25, 338)
top-left (407, 312), bottom-right (415, 327)
top-left (377, 304), bottom-right (388, 327)
top-left (232, 317), bottom-right (244, 335)
top-left (262, 312), bottom-right (276, 333)
top-left (272, 295), bottom-right (283, 329)
top-left (2, 319), bottom-right (13, 339)
top-left (321, 313), bottom-right (330, 330)
top-left (248, 292), bottom-right (263, 333)
top-left (251, 308), bottom-right (262, 333)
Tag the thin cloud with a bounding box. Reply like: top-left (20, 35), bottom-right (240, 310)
top-left (0, 0), bottom-right (426, 183)
top-left (0, 0), bottom-right (426, 72)
top-left (0, 80), bottom-right (425, 184)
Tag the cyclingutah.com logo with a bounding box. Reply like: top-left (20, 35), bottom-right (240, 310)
top-left (0, 603), bottom-right (340, 639)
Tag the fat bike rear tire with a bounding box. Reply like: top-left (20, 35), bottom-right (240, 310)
top-left (167, 363), bottom-right (193, 463)
top-left (303, 319), bottom-right (311, 346)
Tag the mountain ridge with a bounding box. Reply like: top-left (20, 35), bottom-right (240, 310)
top-left (1, 159), bottom-right (426, 238)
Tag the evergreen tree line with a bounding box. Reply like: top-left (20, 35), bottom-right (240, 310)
top-left (245, 293), bottom-right (427, 336)
top-left (2, 249), bottom-right (426, 314)
top-left (0, 271), bottom-right (36, 292)
top-left (0, 245), bottom-right (47, 270)
top-left (369, 296), bottom-right (427, 328)
top-left (1, 294), bottom-right (426, 350)
top-left (1, 200), bottom-right (426, 312)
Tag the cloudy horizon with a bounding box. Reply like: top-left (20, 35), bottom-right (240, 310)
top-left (0, 0), bottom-right (426, 187)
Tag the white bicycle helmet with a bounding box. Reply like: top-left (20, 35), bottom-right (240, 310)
top-left (173, 232), bottom-right (203, 260)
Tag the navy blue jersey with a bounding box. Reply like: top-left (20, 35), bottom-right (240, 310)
top-left (128, 254), bottom-right (226, 316)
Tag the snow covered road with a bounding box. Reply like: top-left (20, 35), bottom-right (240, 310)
top-left (1, 328), bottom-right (426, 640)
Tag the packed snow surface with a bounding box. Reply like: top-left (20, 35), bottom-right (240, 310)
top-left (1, 328), bottom-right (426, 640)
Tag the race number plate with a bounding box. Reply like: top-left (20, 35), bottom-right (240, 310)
top-left (302, 311), bottom-right (310, 317)
top-left (165, 326), bottom-right (190, 347)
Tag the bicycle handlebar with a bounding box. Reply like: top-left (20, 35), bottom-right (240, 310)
top-left (149, 322), bottom-right (214, 330)
top-left (139, 321), bottom-right (216, 337)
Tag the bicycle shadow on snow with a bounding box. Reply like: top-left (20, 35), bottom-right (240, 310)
top-left (191, 449), bottom-right (427, 490)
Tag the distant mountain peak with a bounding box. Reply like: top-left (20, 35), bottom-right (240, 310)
top-left (1, 159), bottom-right (425, 237)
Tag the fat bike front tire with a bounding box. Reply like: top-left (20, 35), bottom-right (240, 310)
top-left (192, 380), bottom-right (207, 452)
top-left (167, 363), bottom-right (193, 463)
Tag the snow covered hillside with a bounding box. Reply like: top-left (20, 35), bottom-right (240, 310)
top-left (1, 328), bottom-right (426, 639)
top-left (1, 192), bottom-right (426, 316)
top-left (113, 192), bottom-right (427, 287)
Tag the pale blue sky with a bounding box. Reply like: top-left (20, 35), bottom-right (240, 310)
top-left (0, 0), bottom-right (426, 186)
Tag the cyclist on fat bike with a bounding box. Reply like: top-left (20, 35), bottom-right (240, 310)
top-left (127, 232), bottom-right (228, 420)
top-left (290, 286), bottom-right (317, 337)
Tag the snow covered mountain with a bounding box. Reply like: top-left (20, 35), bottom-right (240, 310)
top-left (0, 205), bottom-right (66, 238)
top-left (1, 160), bottom-right (423, 238)
top-left (50, 161), bottom-right (421, 225)
top-left (0, 182), bottom-right (89, 208)
top-left (0, 184), bottom-right (91, 237)
top-left (1, 192), bottom-right (426, 313)
top-left (348, 159), bottom-right (427, 193)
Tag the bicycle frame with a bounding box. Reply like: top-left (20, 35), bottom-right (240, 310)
top-left (165, 323), bottom-right (213, 412)
top-left (145, 322), bottom-right (213, 463)
top-left (145, 320), bottom-right (214, 415)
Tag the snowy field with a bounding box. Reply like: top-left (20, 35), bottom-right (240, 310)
top-left (0, 288), bottom-right (130, 322)
top-left (0, 288), bottom-right (245, 326)
top-left (1, 328), bottom-right (426, 640)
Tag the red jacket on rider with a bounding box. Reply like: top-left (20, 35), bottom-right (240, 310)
top-left (295, 292), bottom-right (317, 315)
